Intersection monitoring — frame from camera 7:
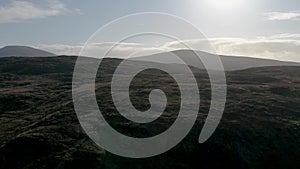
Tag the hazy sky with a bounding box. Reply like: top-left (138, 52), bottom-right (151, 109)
top-left (1, 0), bottom-right (300, 62)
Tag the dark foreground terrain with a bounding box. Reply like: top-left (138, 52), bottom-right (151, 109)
top-left (0, 56), bottom-right (300, 169)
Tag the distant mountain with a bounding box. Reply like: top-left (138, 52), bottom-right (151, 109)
top-left (0, 46), bottom-right (55, 57)
top-left (132, 50), bottom-right (300, 71)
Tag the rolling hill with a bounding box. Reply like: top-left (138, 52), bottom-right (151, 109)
top-left (132, 50), bottom-right (300, 70)
top-left (0, 46), bottom-right (55, 57)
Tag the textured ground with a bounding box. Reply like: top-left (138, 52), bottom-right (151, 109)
top-left (0, 56), bottom-right (300, 169)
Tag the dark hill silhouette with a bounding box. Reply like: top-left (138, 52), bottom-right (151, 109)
top-left (132, 50), bottom-right (300, 70)
top-left (0, 46), bottom-right (55, 57)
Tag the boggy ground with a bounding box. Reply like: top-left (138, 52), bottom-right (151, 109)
top-left (0, 56), bottom-right (299, 169)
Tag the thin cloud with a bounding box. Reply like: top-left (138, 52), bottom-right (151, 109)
top-left (162, 34), bottom-right (300, 63)
top-left (35, 34), bottom-right (300, 63)
top-left (264, 11), bottom-right (300, 21)
top-left (36, 42), bottom-right (160, 58)
top-left (211, 35), bottom-right (300, 63)
top-left (0, 1), bottom-right (69, 23)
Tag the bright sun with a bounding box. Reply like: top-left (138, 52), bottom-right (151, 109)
top-left (206, 0), bottom-right (244, 11)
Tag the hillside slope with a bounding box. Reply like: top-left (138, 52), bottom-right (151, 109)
top-left (0, 56), bottom-right (299, 169)
top-left (0, 46), bottom-right (55, 57)
top-left (133, 50), bottom-right (300, 70)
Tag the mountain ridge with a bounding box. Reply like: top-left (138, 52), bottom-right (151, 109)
top-left (0, 46), bottom-right (55, 57)
top-left (131, 50), bottom-right (300, 71)
top-left (1, 46), bottom-right (299, 71)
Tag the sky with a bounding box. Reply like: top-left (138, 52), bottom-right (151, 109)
top-left (1, 0), bottom-right (300, 62)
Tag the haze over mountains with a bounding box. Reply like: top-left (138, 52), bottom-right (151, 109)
top-left (1, 46), bottom-right (299, 71)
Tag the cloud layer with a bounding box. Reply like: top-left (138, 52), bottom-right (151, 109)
top-left (264, 11), bottom-right (300, 21)
top-left (36, 42), bottom-right (160, 58)
top-left (36, 34), bottom-right (300, 63)
top-left (0, 1), bottom-right (68, 23)
top-left (210, 36), bottom-right (300, 62)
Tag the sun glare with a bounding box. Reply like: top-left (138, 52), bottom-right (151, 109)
top-left (205, 0), bottom-right (244, 11)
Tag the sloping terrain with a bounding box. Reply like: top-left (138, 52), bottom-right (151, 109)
top-left (134, 50), bottom-right (300, 70)
top-left (0, 56), bottom-right (299, 169)
top-left (0, 46), bottom-right (55, 57)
